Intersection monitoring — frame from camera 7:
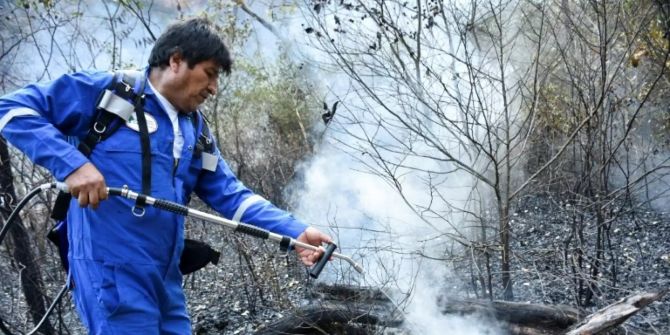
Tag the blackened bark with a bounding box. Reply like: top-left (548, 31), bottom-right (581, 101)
top-left (441, 298), bottom-right (583, 332)
top-left (567, 290), bottom-right (668, 335)
top-left (254, 304), bottom-right (401, 335)
top-left (0, 316), bottom-right (12, 335)
top-left (0, 138), bottom-right (54, 335)
top-left (268, 285), bottom-right (661, 335)
top-left (500, 204), bottom-right (514, 300)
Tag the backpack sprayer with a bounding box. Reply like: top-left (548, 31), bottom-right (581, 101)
top-left (0, 182), bottom-right (364, 335)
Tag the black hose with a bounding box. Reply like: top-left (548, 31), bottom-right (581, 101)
top-left (0, 185), bottom-right (48, 335)
top-left (0, 183), bottom-right (66, 335)
top-left (27, 283), bottom-right (68, 335)
top-left (1, 183), bottom-right (348, 335)
top-left (0, 185), bottom-right (44, 252)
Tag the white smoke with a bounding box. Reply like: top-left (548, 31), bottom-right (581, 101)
top-left (291, 126), bottom-right (504, 334)
top-left (281, 1), bottom-right (518, 334)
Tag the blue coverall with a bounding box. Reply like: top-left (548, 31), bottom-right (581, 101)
top-left (0, 70), bottom-right (308, 334)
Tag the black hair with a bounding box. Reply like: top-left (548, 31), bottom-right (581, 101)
top-left (148, 17), bottom-right (232, 74)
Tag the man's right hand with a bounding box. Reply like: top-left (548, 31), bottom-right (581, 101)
top-left (64, 162), bottom-right (107, 209)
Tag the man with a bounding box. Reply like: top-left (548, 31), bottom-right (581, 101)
top-left (0, 17), bottom-right (331, 334)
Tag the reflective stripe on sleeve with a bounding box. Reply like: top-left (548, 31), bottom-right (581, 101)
top-left (232, 195), bottom-right (266, 222)
top-left (0, 108), bottom-right (41, 132)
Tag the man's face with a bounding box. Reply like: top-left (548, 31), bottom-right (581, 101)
top-left (169, 56), bottom-right (220, 113)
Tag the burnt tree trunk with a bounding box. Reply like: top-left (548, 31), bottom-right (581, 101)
top-left (0, 138), bottom-right (54, 335)
top-left (500, 202), bottom-right (514, 300)
top-left (0, 317), bottom-right (12, 335)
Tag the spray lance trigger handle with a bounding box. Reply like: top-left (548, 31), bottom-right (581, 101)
top-left (309, 243), bottom-right (337, 279)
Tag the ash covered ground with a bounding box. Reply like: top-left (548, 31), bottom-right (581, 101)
top-left (1, 194), bottom-right (668, 334)
top-left (509, 194), bottom-right (670, 334)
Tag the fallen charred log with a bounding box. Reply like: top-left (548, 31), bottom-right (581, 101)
top-left (307, 283), bottom-right (391, 303)
top-left (253, 284), bottom-right (666, 335)
top-left (440, 297), bottom-right (582, 332)
top-left (254, 284), bottom-right (401, 334)
top-left (440, 298), bottom-right (582, 335)
top-left (253, 303), bottom-right (402, 335)
top-left (566, 290), bottom-right (668, 335)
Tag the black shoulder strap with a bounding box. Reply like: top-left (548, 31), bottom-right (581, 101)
top-left (191, 112), bottom-right (218, 172)
top-left (51, 70), bottom-right (150, 220)
top-left (120, 72), bottom-right (151, 206)
top-left (192, 112), bottom-right (214, 156)
top-left (77, 72), bottom-right (123, 156)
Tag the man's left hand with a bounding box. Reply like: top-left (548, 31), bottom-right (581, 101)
top-left (295, 227), bottom-right (332, 266)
